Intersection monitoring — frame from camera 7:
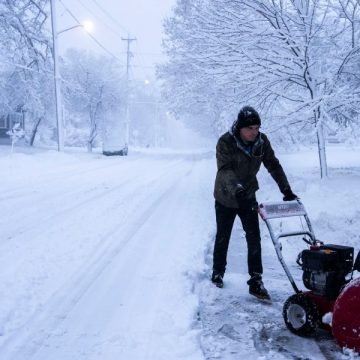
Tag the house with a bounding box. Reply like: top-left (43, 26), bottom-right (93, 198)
top-left (0, 112), bottom-right (25, 145)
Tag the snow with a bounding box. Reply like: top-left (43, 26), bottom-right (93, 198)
top-left (0, 143), bottom-right (359, 360)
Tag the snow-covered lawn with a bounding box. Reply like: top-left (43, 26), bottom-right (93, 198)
top-left (0, 144), bottom-right (359, 360)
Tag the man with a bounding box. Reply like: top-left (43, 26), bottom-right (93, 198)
top-left (212, 106), bottom-right (297, 300)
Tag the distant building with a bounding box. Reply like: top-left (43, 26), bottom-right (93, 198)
top-left (0, 112), bottom-right (25, 145)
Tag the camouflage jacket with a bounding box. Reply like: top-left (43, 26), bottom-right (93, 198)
top-left (214, 131), bottom-right (290, 208)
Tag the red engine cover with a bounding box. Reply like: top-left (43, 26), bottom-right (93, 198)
top-left (332, 277), bottom-right (360, 353)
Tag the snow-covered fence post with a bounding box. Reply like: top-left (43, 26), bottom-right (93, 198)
top-left (7, 123), bottom-right (25, 153)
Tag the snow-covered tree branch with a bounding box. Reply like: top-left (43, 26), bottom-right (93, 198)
top-left (160, 0), bottom-right (360, 177)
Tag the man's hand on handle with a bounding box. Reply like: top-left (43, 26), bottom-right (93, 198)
top-left (282, 187), bottom-right (298, 201)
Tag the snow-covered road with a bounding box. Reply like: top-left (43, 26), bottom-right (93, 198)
top-left (0, 149), bottom-right (214, 360)
top-left (1, 145), bottom-right (359, 360)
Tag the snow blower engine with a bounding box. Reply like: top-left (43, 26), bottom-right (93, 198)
top-left (258, 200), bottom-right (360, 353)
top-left (299, 244), bottom-right (354, 300)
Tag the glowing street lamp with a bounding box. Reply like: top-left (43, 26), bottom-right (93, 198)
top-left (57, 21), bottom-right (94, 35)
top-left (82, 20), bottom-right (94, 33)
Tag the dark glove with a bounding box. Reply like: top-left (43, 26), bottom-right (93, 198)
top-left (250, 200), bottom-right (259, 212)
top-left (282, 187), bottom-right (298, 201)
top-left (235, 184), bottom-right (247, 204)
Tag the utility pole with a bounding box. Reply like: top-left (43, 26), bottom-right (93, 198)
top-left (121, 36), bottom-right (136, 153)
top-left (50, 0), bottom-right (64, 152)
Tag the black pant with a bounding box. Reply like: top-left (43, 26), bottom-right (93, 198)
top-left (213, 200), bottom-right (263, 277)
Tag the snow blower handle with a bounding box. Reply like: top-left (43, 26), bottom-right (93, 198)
top-left (257, 200), bottom-right (317, 245)
top-left (258, 200), bottom-right (306, 220)
top-left (257, 200), bottom-right (318, 293)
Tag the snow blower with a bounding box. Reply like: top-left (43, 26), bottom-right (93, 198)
top-left (258, 200), bottom-right (360, 353)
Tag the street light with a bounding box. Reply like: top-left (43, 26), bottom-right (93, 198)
top-left (50, 0), bottom-right (93, 151)
top-left (82, 20), bottom-right (94, 33)
top-left (57, 22), bottom-right (93, 35)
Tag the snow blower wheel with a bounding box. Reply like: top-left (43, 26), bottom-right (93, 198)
top-left (283, 293), bottom-right (320, 336)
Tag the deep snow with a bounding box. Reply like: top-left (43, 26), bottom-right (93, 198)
top-left (0, 143), bottom-right (359, 360)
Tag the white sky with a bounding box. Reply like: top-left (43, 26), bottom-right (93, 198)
top-left (57, 0), bottom-right (176, 81)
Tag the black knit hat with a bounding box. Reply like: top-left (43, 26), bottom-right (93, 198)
top-left (232, 106), bottom-right (261, 134)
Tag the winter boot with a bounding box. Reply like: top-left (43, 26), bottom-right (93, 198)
top-left (247, 274), bottom-right (270, 300)
top-left (211, 271), bottom-right (224, 288)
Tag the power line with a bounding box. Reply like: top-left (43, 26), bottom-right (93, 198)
top-left (89, 0), bottom-right (157, 77)
top-left (90, 0), bottom-right (130, 34)
top-left (119, 51), bottom-right (164, 57)
top-left (132, 42), bottom-right (151, 79)
top-left (138, 52), bottom-right (164, 57)
top-left (59, 1), bottom-right (161, 75)
top-left (74, 0), bottom-right (127, 39)
top-left (58, 0), bottom-right (124, 64)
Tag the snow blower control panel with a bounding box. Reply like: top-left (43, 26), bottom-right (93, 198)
top-left (299, 244), bottom-right (354, 299)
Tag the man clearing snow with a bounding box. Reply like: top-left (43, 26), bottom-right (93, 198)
top-left (212, 106), bottom-right (297, 300)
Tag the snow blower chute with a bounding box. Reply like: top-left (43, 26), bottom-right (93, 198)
top-left (258, 200), bottom-right (360, 353)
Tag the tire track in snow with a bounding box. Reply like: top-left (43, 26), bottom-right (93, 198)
top-left (0, 156), bottom-right (139, 202)
top-left (0, 159), bottom-right (195, 360)
top-left (31, 158), bottom-right (208, 360)
top-left (0, 158), bottom-right (185, 245)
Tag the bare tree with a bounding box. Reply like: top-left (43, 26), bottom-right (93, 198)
top-left (62, 49), bottom-right (126, 152)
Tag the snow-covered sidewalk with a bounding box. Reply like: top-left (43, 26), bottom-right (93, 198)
top-left (198, 144), bottom-right (360, 360)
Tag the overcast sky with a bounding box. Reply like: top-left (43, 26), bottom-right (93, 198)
top-left (58, 0), bottom-right (176, 80)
